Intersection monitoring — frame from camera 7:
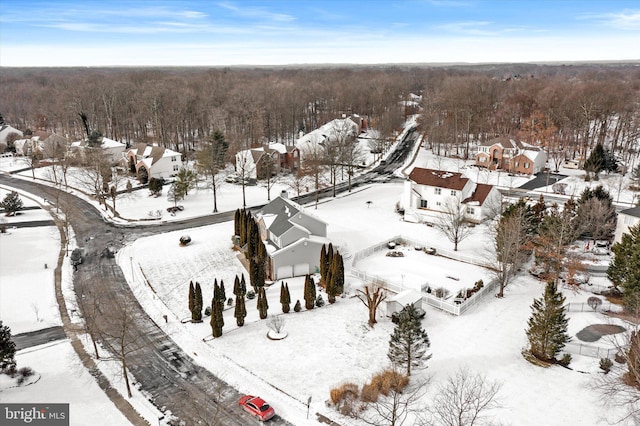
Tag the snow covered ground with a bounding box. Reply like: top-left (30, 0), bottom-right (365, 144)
top-left (1, 139), bottom-right (637, 425)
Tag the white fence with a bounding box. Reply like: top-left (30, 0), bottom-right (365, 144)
top-left (564, 342), bottom-right (619, 359)
top-left (351, 235), bottom-right (499, 316)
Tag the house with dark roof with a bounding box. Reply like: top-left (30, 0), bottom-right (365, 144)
top-left (71, 136), bottom-right (126, 164)
top-left (234, 143), bottom-right (299, 181)
top-left (255, 191), bottom-right (329, 280)
top-left (125, 143), bottom-right (182, 182)
top-left (614, 205), bottom-right (640, 244)
top-left (401, 167), bottom-right (501, 224)
top-left (475, 136), bottom-right (546, 174)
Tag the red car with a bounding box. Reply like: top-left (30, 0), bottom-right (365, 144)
top-left (238, 395), bottom-right (275, 421)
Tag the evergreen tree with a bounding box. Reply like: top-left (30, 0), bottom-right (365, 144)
top-left (219, 280), bottom-right (226, 304)
top-left (257, 287), bottom-right (269, 319)
top-left (320, 244), bottom-right (327, 286)
top-left (602, 148), bottom-right (618, 174)
top-left (526, 281), bottom-right (571, 362)
top-left (148, 177), bottom-right (164, 196)
top-left (280, 282), bottom-right (291, 313)
top-left (188, 281), bottom-right (195, 318)
top-left (175, 166), bottom-right (197, 197)
top-left (607, 222), bottom-right (640, 312)
top-left (234, 209), bottom-right (241, 237)
top-left (193, 282), bottom-right (203, 323)
top-left (584, 143), bottom-right (606, 179)
top-left (0, 320), bottom-right (16, 371)
top-left (233, 275), bottom-right (241, 297)
top-left (239, 274), bottom-right (247, 296)
top-left (234, 295), bottom-right (247, 327)
top-left (334, 252), bottom-right (344, 296)
top-left (304, 274), bottom-right (316, 310)
top-left (387, 304), bottom-right (431, 376)
top-left (210, 282), bottom-right (224, 337)
top-left (1, 191), bottom-right (23, 216)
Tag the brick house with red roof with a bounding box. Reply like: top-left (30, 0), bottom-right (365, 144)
top-left (401, 167), bottom-right (501, 223)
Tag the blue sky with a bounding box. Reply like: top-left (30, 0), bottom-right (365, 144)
top-left (1, 0), bottom-right (638, 66)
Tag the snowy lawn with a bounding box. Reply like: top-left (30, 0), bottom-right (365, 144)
top-left (123, 183), bottom-right (630, 426)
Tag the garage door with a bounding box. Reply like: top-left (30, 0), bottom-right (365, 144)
top-left (276, 265), bottom-right (293, 279)
top-left (293, 263), bottom-right (309, 276)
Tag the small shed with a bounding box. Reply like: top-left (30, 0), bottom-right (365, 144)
top-left (386, 290), bottom-right (423, 316)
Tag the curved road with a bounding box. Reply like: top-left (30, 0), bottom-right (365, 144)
top-left (0, 126), bottom-right (418, 425)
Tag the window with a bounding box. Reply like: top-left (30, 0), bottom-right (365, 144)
top-left (171, 156), bottom-right (177, 162)
top-left (436, 201), bottom-right (442, 206)
top-left (466, 207), bottom-right (475, 214)
top-left (293, 151), bottom-right (298, 157)
top-left (515, 161), bottom-right (519, 167)
top-left (434, 188), bottom-right (441, 195)
top-left (479, 157), bottom-right (486, 162)
top-left (451, 190), bottom-right (456, 196)
top-left (524, 162), bottom-right (530, 168)
top-left (173, 165), bottom-right (179, 171)
top-left (420, 199), bottom-right (428, 208)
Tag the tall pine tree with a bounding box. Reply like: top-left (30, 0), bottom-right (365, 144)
top-left (234, 295), bottom-right (247, 327)
top-left (188, 281), bottom-right (195, 319)
top-left (257, 287), bottom-right (269, 319)
top-left (387, 304), bottom-right (431, 376)
top-left (280, 282), bottom-right (291, 313)
top-left (304, 274), bottom-right (316, 310)
top-left (607, 222), bottom-right (640, 312)
top-left (526, 281), bottom-right (571, 362)
top-left (320, 244), bottom-right (327, 287)
top-left (193, 282), bottom-right (203, 323)
top-left (210, 282), bottom-right (225, 338)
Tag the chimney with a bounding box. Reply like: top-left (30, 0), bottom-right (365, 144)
top-left (280, 190), bottom-right (288, 199)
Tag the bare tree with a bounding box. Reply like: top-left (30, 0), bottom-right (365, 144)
top-left (356, 282), bottom-right (387, 327)
top-left (300, 142), bottom-right (326, 209)
top-left (594, 316), bottom-right (640, 426)
top-left (260, 152), bottom-right (279, 201)
top-left (576, 196), bottom-right (616, 242)
top-left (75, 148), bottom-right (113, 209)
top-left (73, 274), bottom-right (105, 359)
top-left (435, 197), bottom-right (474, 251)
top-left (195, 130), bottom-right (229, 213)
top-left (234, 148), bottom-right (255, 208)
top-left (96, 297), bottom-right (147, 398)
top-left (492, 207), bottom-right (530, 297)
top-left (428, 367), bottom-right (503, 426)
top-left (361, 376), bottom-right (430, 426)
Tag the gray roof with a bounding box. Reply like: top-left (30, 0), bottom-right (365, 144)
top-left (259, 197), bottom-right (302, 237)
top-left (620, 205), bottom-right (640, 218)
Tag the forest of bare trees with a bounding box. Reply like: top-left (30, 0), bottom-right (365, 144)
top-left (1, 63), bottom-right (639, 168)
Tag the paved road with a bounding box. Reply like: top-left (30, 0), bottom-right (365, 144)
top-left (0, 129), bottom-right (419, 425)
top-left (12, 326), bottom-right (67, 350)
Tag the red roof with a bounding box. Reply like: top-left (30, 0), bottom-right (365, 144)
top-left (463, 183), bottom-right (494, 205)
top-left (408, 168), bottom-right (468, 190)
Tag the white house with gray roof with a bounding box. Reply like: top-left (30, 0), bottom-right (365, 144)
top-left (255, 191), bottom-right (329, 280)
top-left (614, 205), bottom-right (640, 244)
top-left (125, 143), bottom-right (182, 181)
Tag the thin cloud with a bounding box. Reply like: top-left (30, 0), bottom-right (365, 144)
top-left (581, 9), bottom-right (640, 30)
top-left (436, 21), bottom-right (499, 36)
top-left (217, 2), bottom-right (296, 22)
top-left (425, 0), bottom-right (472, 7)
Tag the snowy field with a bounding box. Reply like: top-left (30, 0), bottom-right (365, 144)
top-left (123, 183), bottom-right (631, 426)
top-left (1, 139), bottom-right (637, 425)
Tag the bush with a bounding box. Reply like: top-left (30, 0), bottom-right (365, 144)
top-left (179, 235), bottom-right (191, 246)
top-left (558, 353), bottom-right (572, 367)
top-left (204, 306), bottom-right (211, 316)
top-left (369, 369), bottom-right (408, 396)
top-left (315, 294), bottom-right (325, 307)
top-left (246, 290), bottom-right (256, 300)
top-left (16, 367), bottom-right (34, 385)
top-left (587, 296), bottom-right (603, 311)
top-left (330, 382), bottom-right (359, 405)
top-left (434, 287), bottom-right (450, 299)
top-left (294, 300), bottom-right (301, 312)
top-left (599, 357), bottom-right (613, 374)
top-left (360, 383), bottom-right (380, 402)
top-left (473, 280), bottom-right (484, 292)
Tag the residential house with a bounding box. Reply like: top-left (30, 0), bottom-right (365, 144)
top-left (401, 167), bottom-right (501, 224)
top-left (125, 143), bottom-right (182, 182)
top-left (614, 205), bottom-right (640, 244)
top-left (0, 124), bottom-right (23, 148)
top-left (234, 143), bottom-right (299, 181)
top-left (475, 137), bottom-right (547, 175)
top-left (254, 191), bottom-right (329, 280)
top-left (71, 136), bottom-right (126, 164)
top-left (296, 116), bottom-right (361, 161)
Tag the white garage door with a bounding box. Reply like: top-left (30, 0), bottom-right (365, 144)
top-left (276, 265), bottom-right (293, 279)
top-left (293, 263), bottom-right (309, 276)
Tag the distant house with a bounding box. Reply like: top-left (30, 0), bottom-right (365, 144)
top-left (296, 116), bottom-right (361, 161)
top-left (254, 191), bottom-right (329, 280)
top-left (234, 143), bottom-right (299, 181)
top-left (401, 167), bottom-right (501, 224)
top-left (71, 136), bottom-right (126, 164)
top-left (475, 137), bottom-right (546, 175)
top-left (0, 124), bottom-right (23, 148)
top-left (125, 143), bottom-right (182, 182)
top-left (614, 205), bottom-right (640, 244)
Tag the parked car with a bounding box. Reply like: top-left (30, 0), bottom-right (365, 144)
top-left (238, 395), bottom-right (275, 421)
top-left (225, 173), bottom-right (240, 183)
